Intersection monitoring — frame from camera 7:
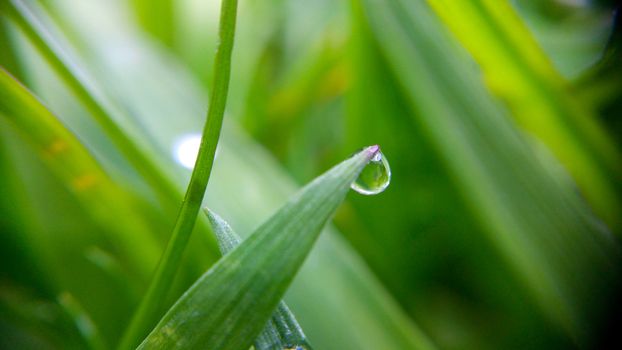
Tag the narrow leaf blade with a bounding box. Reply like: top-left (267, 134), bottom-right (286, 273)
top-left (0, 67), bottom-right (160, 279)
top-left (360, 0), bottom-right (620, 342)
top-left (206, 209), bottom-right (312, 350)
top-left (138, 146), bottom-right (378, 350)
top-left (427, 0), bottom-right (622, 228)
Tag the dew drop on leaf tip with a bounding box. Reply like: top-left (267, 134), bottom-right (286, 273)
top-left (350, 146), bottom-right (391, 195)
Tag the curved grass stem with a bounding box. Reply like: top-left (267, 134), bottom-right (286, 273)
top-left (116, 0), bottom-right (239, 348)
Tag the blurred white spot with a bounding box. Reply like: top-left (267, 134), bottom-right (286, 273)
top-left (174, 133), bottom-right (202, 169)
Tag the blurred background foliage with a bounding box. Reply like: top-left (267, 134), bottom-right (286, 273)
top-left (1, 0), bottom-right (621, 349)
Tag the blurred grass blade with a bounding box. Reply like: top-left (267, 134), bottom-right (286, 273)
top-left (0, 17), bottom-right (23, 79)
top-left (84, 246), bottom-right (141, 302)
top-left (138, 146), bottom-right (383, 350)
top-left (426, 0), bottom-right (622, 228)
top-left (57, 292), bottom-right (107, 350)
top-left (360, 0), bottom-right (619, 342)
top-left (4, 0), bottom-right (221, 267)
top-left (0, 282), bottom-right (92, 348)
top-left (130, 0), bottom-right (175, 48)
top-left (3, 0), bottom-right (180, 207)
top-left (509, 0), bottom-right (614, 79)
top-left (0, 67), bottom-right (159, 279)
top-left (207, 209), bottom-right (312, 350)
top-left (4, 0), bottom-right (223, 338)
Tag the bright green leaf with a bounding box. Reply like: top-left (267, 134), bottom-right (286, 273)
top-left (0, 67), bottom-right (160, 280)
top-left (426, 0), bottom-right (622, 228)
top-left (3, 0), bottom-right (181, 210)
top-left (138, 146), bottom-right (385, 350)
top-left (206, 209), bottom-right (312, 350)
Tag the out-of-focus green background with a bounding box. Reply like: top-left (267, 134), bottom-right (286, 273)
top-left (1, 0), bottom-right (621, 349)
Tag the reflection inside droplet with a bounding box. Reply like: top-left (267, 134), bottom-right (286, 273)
top-left (173, 133), bottom-right (201, 169)
top-left (351, 148), bottom-right (391, 195)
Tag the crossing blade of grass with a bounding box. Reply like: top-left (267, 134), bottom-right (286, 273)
top-left (426, 0), bottom-right (622, 229)
top-left (361, 0), bottom-right (620, 343)
top-left (0, 67), bottom-right (160, 280)
top-left (2, 0), bottom-right (181, 208)
top-left (118, 0), bottom-right (238, 347)
top-left (206, 209), bottom-right (312, 350)
top-left (138, 146), bottom-right (380, 350)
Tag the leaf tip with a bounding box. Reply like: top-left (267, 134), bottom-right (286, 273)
top-left (367, 144), bottom-right (380, 156)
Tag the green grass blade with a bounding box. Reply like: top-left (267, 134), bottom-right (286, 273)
top-left (360, 0), bottom-right (620, 342)
top-left (426, 0), bottom-right (622, 228)
top-left (5, 0), bottom-right (222, 267)
top-left (0, 17), bottom-right (24, 79)
top-left (129, 0), bottom-right (175, 48)
top-left (0, 67), bottom-right (160, 280)
top-left (138, 146), bottom-right (379, 350)
top-left (206, 209), bottom-right (312, 350)
top-left (3, 0), bottom-right (180, 207)
top-left (118, 0), bottom-right (239, 348)
top-left (511, 1), bottom-right (614, 79)
top-left (57, 292), bottom-right (107, 350)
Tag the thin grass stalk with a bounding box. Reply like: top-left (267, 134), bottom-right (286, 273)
top-left (117, 0), bottom-right (239, 348)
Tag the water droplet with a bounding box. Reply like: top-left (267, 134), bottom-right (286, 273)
top-left (351, 148), bottom-right (391, 195)
top-left (173, 133), bottom-right (201, 169)
top-left (284, 346), bottom-right (308, 350)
